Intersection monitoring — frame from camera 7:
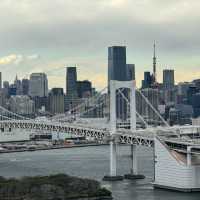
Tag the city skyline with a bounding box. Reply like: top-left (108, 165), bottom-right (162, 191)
top-left (0, 1), bottom-right (200, 198)
top-left (1, 45), bottom-right (198, 91)
top-left (0, 1), bottom-right (199, 90)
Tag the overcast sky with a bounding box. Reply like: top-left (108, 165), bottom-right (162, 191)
top-left (0, 0), bottom-right (199, 90)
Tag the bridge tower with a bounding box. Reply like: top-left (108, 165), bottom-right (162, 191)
top-left (104, 80), bottom-right (144, 181)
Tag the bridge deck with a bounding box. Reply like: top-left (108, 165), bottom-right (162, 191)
top-left (0, 120), bottom-right (200, 148)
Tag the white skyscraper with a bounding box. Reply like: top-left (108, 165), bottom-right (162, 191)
top-left (29, 73), bottom-right (48, 97)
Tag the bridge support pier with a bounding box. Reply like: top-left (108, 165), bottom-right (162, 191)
top-left (124, 144), bottom-right (145, 180)
top-left (103, 141), bottom-right (124, 181)
top-left (110, 141), bottom-right (117, 176)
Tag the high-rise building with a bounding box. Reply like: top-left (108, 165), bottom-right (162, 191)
top-left (22, 79), bottom-right (29, 95)
top-left (14, 76), bottom-right (22, 95)
top-left (66, 67), bottom-right (77, 97)
top-left (49, 88), bottom-right (64, 114)
top-left (142, 71), bottom-right (152, 88)
top-left (177, 82), bottom-right (190, 104)
top-left (193, 79), bottom-right (200, 90)
top-left (187, 85), bottom-right (198, 105)
top-left (191, 93), bottom-right (200, 117)
top-left (9, 84), bottom-right (17, 96)
top-left (77, 80), bottom-right (92, 98)
top-left (163, 69), bottom-right (175, 89)
top-left (3, 81), bottom-right (9, 97)
top-left (108, 46), bottom-right (128, 120)
top-left (126, 64), bottom-right (135, 81)
top-left (108, 46), bottom-right (127, 87)
top-left (0, 90), bottom-right (6, 107)
top-left (29, 73), bottom-right (48, 97)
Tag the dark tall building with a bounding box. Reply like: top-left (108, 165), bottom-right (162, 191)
top-left (66, 67), bottom-right (77, 97)
top-left (163, 69), bottom-right (175, 89)
top-left (142, 71), bottom-right (152, 88)
top-left (108, 46), bottom-right (127, 87)
top-left (22, 79), bottom-right (29, 95)
top-left (126, 64), bottom-right (135, 81)
top-left (193, 79), bottom-right (200, 89)
top-left (191, 93), bottom-right (200, 117)
top-left (14, 76), bottom-right (22, 95)
top-left (9, 84), bottom-right (17, 96)
top-left (187, 85), bottom-right (198, 105)
top-left (108, 46), bottom-right (129, 120)
top-left (77, 80), bottom-right (92, 98)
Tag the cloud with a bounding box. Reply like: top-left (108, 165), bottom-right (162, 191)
top-left (0, 54), bottom-right (40, 65)
top-left (27, 54), bottom-right (40, 60)
top-left (0, 54), bottom-right (18, 65)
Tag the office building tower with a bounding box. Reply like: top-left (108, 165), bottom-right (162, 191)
top-left (193, 79), bottom-right (200, 89)
top-left (3, 81), bottom-right (9, 97)
top-left (108, 46), bottom-right (128, 120)
top-left (49, 88), bottom-right (64, 114)
top-left (187, 85), bottom-right (198, 105)
top-left (3, 81), bottom-right (9, 89)
top-left (66, 67), bottom-right (77, 97)
top-left (191, 93), bottom-right (200, 117)
top-left (142, 71), bottom-right (152, 88)
top-left (163, 69), bottom-right (175, 89)
top-left (22, 79), bottom-right (29, 95)
top-left (14, 75), bottom-right (22, 95)
top-left (108, 46), bottom-right (127, 87)
top-left (126, 64), bottom-right (135, 81)
top-left (177, 82), bottom-right (190, 104)
top-left (9, 84), bottom-right (17, 96)
top-left (29, 73), bottom-right (48, 97)
top-left (0, 90), bottom-right (6, 107)
top-left (77, 80), bottom-right (92, 98)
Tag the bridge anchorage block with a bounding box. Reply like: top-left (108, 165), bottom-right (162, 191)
top-left (124, 174), bottom-right (145, 180)
top-left (103, 175), bottom-right (124, 181)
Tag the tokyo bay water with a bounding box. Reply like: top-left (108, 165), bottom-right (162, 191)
top-left (0, 145), bottom-right (199, 200)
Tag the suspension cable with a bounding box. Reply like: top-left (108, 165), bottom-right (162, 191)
top-left (136, 89), bottom-right (169, 127)
top-left (117, 89), bottom-right (149, 128)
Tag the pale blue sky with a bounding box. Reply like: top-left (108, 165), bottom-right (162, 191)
top-left (0, 0), bottom-right (199, 90)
